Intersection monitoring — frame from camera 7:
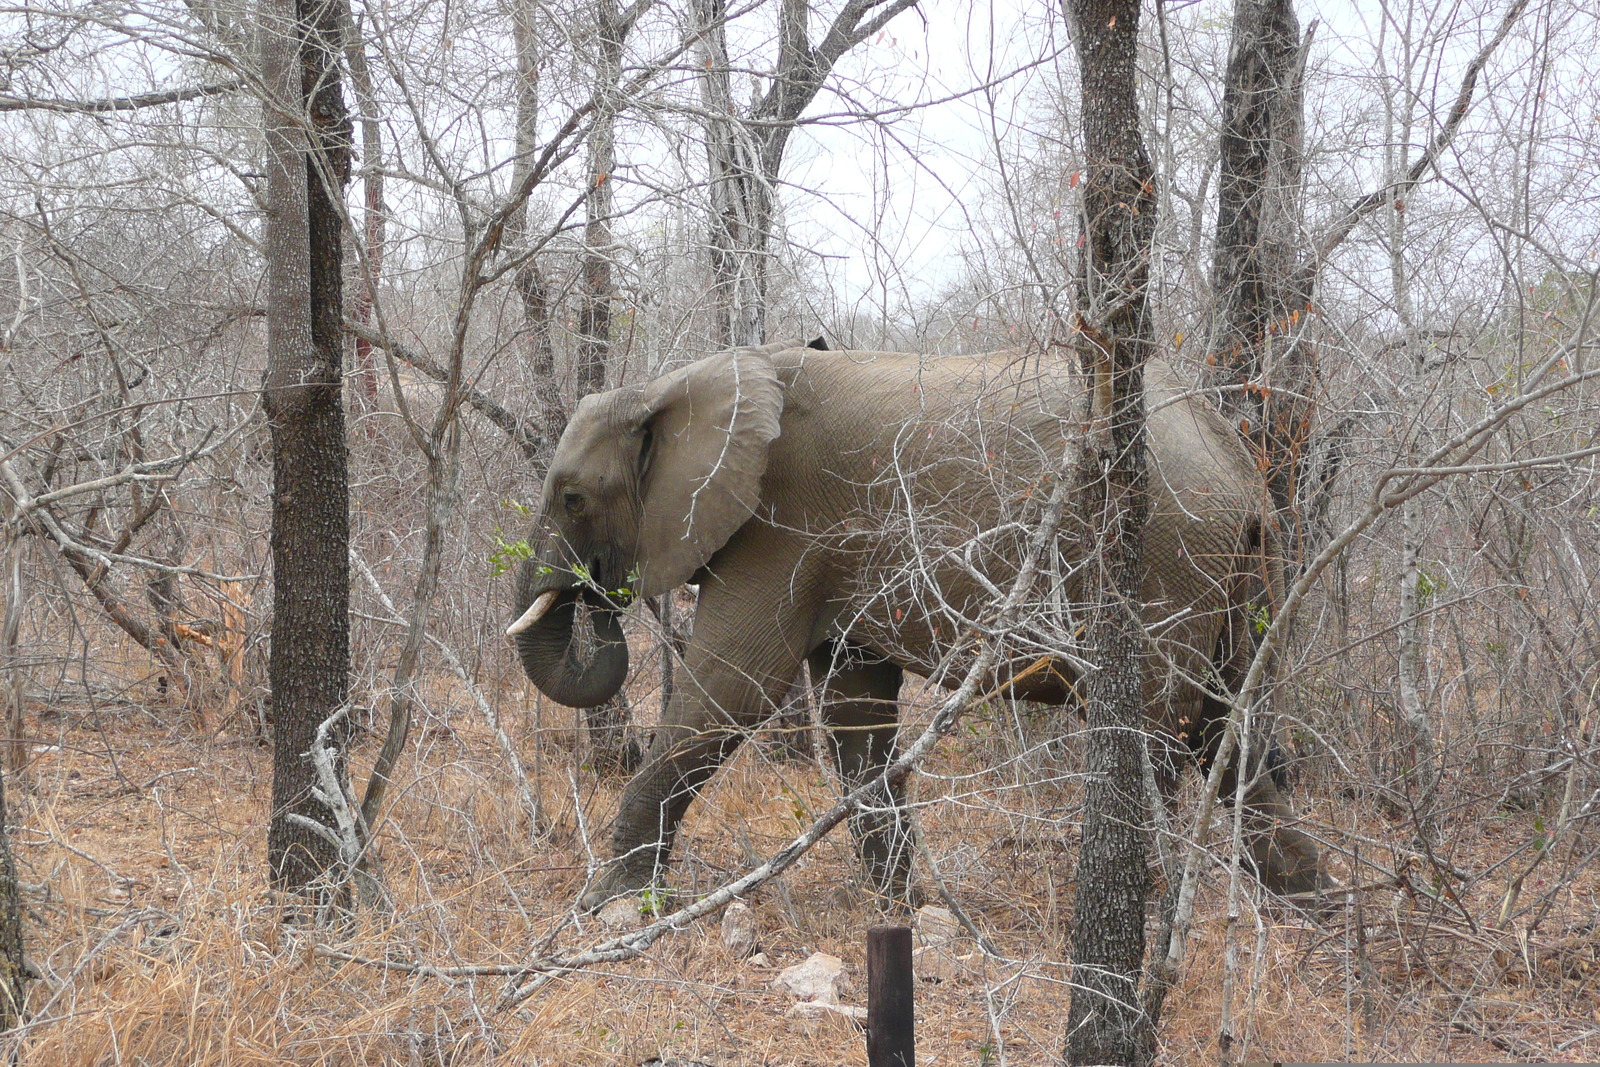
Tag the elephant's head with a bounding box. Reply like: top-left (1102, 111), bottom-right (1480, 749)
top-left (505, 345), bottom-right (790, 707)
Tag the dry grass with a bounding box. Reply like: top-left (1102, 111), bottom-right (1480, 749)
top-left (3, 666), bottom-right (1597, 1066)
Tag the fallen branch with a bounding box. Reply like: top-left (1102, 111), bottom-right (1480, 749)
top-left (283, 705), bottom-right (389, 912)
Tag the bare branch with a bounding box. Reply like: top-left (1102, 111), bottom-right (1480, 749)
top-left (0, 79), bottom-right (243, 114)
top-left (1297, 0), bottom-right (1529, 289)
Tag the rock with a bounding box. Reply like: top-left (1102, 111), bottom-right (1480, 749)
top-left (915, 904), bottom-right (961, 947)
top-left (914, 904), bottom-right (971, 982)
top-left (914, 943), bottom-right (973, 983)
top-left (720, 901), bottom-right (758, 958)
top-left (597, 895), bottom-right (639, 929)
top-left (786, 1000), bottom-right (867, 1025)
top-left (747, 951), bottom-right (771, 968)
top-left (772, 952), bottom-right (850, 1004)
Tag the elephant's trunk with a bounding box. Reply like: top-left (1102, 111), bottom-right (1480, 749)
top-left (511, 562), bottom-right (629, 708)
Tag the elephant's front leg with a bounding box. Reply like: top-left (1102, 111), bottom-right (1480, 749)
top-left (582, 702), bottom-right (749, 910)
top-left (580, 564), bottom-right (819, 912)
top-left (812, 643), bottom-right (915, 909)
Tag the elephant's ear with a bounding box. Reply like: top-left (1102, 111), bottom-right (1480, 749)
top-left (632, 347), bottom-right (784, 598)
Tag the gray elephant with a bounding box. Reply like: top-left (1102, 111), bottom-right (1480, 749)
top-left (507, 340), bottom-right (1328, 910)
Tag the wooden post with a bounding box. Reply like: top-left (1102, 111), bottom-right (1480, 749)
top-left (867, 925), bottom-right (914, 1067)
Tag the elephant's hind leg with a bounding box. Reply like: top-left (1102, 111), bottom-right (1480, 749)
top-left (1193, 700), bottom-right (1329, 904)
top-left (811, 642), bottom-right (915, 908)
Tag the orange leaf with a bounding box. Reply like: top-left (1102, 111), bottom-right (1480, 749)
top-left (1069, 171), bottom-right (1081, 188)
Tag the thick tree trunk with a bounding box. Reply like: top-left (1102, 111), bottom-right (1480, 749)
top-left (1062, 0), bottom-right (1157, 1063)
top-left (261, 0), bottom-right (355, 898)
top-left (1204, 0), bottom-right (1316, 560)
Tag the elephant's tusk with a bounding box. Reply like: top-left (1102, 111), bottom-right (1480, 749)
top-left (505, 589), bottom-right (559, 637)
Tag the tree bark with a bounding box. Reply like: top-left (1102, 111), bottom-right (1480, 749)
top-left (1203, 0), bottom-right (1316, 560)
top-left (577, 0), bottom-right (624, 395)
top-left (261, 0), bottom-right (355, 898)
top-left (507, 0), bottom-right (567, 459)
top-left (1, 531), bottom-right (24, 773)
top-left (0, 762), bottom-right (26, 1029)
top-left (343, 7), bottom-right (384, 414)
top-left (696, 0), bottom-right (767, 347)
top-left (1061, 0), bottom-right (1158, 1063)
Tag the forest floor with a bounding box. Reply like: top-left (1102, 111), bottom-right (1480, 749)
top-left (4, 668), bottom-right (1598, 1065)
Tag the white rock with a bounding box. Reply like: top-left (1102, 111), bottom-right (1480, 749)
top-left (915, 904), bottom-right (961, 947)
top-left (772, 952), bottom-right (850, 1004)
top-left (720, 901), bottom-right (757, 958)
top-left (913, 904), bottom-right (971, 982)
top-left (596, 896), bottom-right (638, 929)
top-left (914, 944), bottom-right (972, 983)
top-left (786, 1000), bottom-right (868, 1025)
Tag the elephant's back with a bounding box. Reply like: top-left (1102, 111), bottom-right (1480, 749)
top-left (759, 347), bottom-right (1262, 679)
top-left (769, 348), bottom-right (1255, 518)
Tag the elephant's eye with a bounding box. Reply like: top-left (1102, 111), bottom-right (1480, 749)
top-left (561, 489), bottom-right (585, 516)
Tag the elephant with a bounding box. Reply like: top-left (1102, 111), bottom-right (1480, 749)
top-left (507, 339), bottom-right (1329, 911)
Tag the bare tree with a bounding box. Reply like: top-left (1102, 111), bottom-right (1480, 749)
top-left (1201, 0), bottom-right (1315, 559)
top-left (1059, 0), bottom-right (1158, 1061)
top-left (694, 0), bottom-right (919, 347)
top-left (259, 0), bottom-right (356, 898)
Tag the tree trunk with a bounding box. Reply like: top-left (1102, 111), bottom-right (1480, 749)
top-left (508, 0), bottom-right (566, 459)
top-left (696, 0), bottom-right (767, 348)
top-left (2, 531), bottom-right (28, 774)
top-left (1203, 0), bottom-right (1316, 561)
top-left (1382, 16), bottom-right (1437, 815)
top-left (1062, 0), bottom-right (1158, 1062)
top-left (573, 0), bottom-right (640, 775)
top-left (694, 0), bottom-right (918, 349)
top-left (578, 0), bottom-right (622, 393)
top-left (344, 8), bottom-right (384, 414)
top-left (0, 763), bottom-right (26, 1029)
top-left (261, 0), bottom-right (355, 899)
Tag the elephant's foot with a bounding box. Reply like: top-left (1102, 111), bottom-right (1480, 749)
top-left (578, 854), bottom-right (661, 913)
